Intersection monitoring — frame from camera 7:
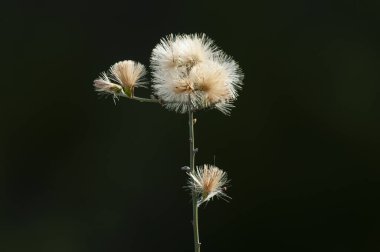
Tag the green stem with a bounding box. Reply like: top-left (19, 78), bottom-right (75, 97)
top-left (189, 109), bottom-right (201, 252)
top-left (119, 93), bottom-right (160, 103)
top-left (131, 96), bottom-right (159, 103)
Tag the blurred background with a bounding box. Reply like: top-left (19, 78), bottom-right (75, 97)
top-left (1, 0), bottom-right (380, 251)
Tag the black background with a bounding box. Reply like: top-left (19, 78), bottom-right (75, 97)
top-left (1, 0), bottom-right (380, 251)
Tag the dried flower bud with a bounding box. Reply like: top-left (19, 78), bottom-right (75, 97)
top-left (187, 164), bottom-right (230, 206)
top-left (109, 60), bottom-right (147, 97)
top-left (93, 72), bottom-right (124, 102)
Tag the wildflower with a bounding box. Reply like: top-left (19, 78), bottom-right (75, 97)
top-left (109, 60), bottom-right (147, 97)
top-left (187, 164), bottom-right (230, 206)
top-left (150, 33), bottom-right (243, 114)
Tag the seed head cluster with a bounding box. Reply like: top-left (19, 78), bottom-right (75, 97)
top-left (151, 34), bottom-right (244, 114)
top-left (94, 33), bottom-right (243, 114)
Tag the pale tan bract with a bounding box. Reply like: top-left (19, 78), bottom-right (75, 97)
top-left (188, 164), bottom-right (230, 206)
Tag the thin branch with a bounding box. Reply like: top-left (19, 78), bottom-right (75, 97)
top-left (119, 93), bottom-right (160, 103)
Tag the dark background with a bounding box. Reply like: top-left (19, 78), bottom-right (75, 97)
top-left (1, 0), bottom-right (380, 251)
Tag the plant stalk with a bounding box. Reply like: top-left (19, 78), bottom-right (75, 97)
top-left (119, 93), bottom-right (160, 103)
top-left (131, 96), bottom-right (160, 103)
top-left (189, 110), bottom-right (201, 252)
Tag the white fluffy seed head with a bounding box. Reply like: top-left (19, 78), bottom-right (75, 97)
top-left (191, 61), bottom-right (235, 105)
top-left (187, 164), bottom-right (230, 207)
top-left (151, 34), bottom-right (217, 73)
top-left (151, 33), bottom-right (243, 114)
top-left (109, 60), bottom-right (147, 90)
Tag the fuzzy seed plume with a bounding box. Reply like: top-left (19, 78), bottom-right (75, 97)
top-left (150, 33), bottom-right (243, 114)
top-left (187, 164), bottom-right (230, 206)
top-left (151, 34), bottom-right (217, 73)
top-left (110, 60), bottom-right (147, 90)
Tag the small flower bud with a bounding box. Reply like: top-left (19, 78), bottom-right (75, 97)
top-left (186, 164), bottom-right (230, 206)
top-left (93, 73), bottom-right (124, 103)
top-left (181, 166), bottom-right (191, 171)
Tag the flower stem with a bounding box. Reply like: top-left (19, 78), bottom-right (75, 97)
top-left (119, 93), bottom-right (160, 103)
top-left (131, 96), bottom-right (160, 103)
top-left (189, 110), bottom-right (201, 252)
